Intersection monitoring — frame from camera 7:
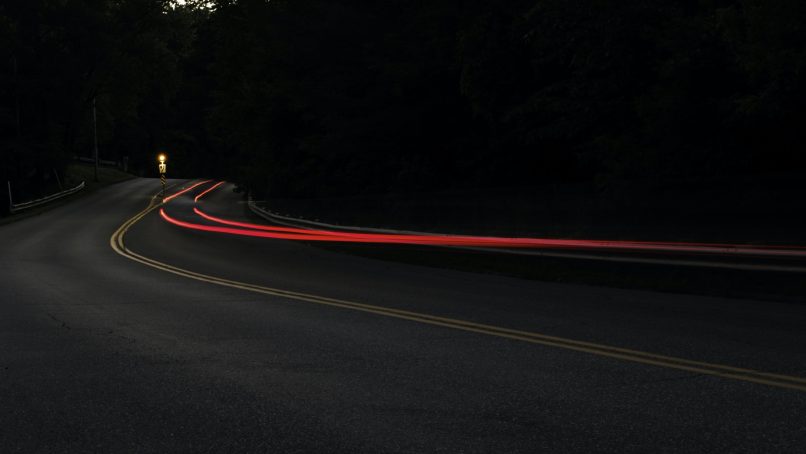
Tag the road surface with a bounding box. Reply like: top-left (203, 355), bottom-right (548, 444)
top-left (1, 178), bottom-right (805, 452)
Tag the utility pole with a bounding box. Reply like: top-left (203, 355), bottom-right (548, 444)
top-left (93, 96), bottom-right (99, 182)
top-left (7, 55), bottom-right (21, 216)
top-left (7, 181), bottom-right (12, 214)
top-left (12, 55), bottom-right (20, 140)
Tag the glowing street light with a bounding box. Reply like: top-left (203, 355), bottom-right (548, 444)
top-left (158, 153), bottom-right (167, 198)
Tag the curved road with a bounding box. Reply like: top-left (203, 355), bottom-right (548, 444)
top-left (1, 178), bottom-right (805, 452)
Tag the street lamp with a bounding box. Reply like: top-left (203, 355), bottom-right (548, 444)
top-left (158, 153), bottom-right (167, 198)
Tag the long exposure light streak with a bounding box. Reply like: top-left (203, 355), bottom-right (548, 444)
top-left (194, 181), bottom-right (226, 202)
top-left (159, 180), bottom-right (806, 258)
top-left (163, 180), bottom-right (213, 203)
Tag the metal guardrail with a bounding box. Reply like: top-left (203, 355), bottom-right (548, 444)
top-left (75, 156), bottom-right (119, 167)
top-left (9, 181), bottom-right (85, 213)
top-left (247, 196), bottom-right (438, 236)
top-left (246, 195), bottom-right (806, 273)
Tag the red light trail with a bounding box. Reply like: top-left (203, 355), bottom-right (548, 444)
top-left (159, 180), bottom-right (806, 258)
top-left (163, 180), bottom-right (213, 203)
top-left (194, 181), bottom-right (226, 202)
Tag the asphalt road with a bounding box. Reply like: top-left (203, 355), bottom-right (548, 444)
top-left (1, 178), bottom-right (805, 453)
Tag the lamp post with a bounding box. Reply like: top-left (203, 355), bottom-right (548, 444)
top-left (158, 154), bottom-right (167, 199)
top-left (93, 97), bottom-right (99, 182)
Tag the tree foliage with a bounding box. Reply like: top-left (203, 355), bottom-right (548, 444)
top-left (2, 0), bottom-right (805, 214)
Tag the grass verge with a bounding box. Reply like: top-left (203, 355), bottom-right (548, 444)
top-left (0, 163), bottom-right (134, 226)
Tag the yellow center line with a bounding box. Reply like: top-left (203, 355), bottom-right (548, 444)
top-left (110, 186), bottom-right (806, 393)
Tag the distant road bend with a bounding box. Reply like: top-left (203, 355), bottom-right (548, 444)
top-left (1, 178), bottom-right (805, 452)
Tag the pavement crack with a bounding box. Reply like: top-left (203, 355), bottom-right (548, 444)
top-left (46, 312), bottom-right (71, 330)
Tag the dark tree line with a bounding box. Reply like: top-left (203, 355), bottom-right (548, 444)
top-left (1, 0), bottom-right (195, 212)
top-left (3, 0), bottom-right (805, 215)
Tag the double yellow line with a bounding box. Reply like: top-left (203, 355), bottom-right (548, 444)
top-left (111, 186), bottom-right (806, 393)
